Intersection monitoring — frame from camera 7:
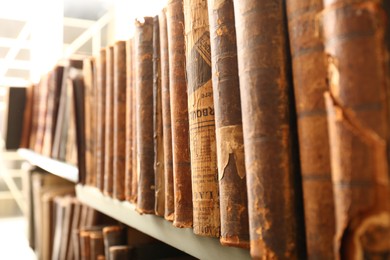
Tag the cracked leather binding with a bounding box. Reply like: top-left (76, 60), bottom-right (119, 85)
top-left (183, 0), bottom-right (220, 237)
top-left (166, 0), bottom-right (193, 228)
top-left (286, 0), bottom-right (336, 258)
top-left (207, 0), bottom-right (249, 248)
top-left (153, 16), bottom-right (165, 217)
top-left (113, 41), bottom-right (127, 201)
top-left (104, 46), bottom-right (114, 197)
top-left (96, 49), bottom-right (107, 191)
top-left (323, 0), bottom-right (390, 258)
top-left (159, 8), bottom-right (175, 221)
top-left (233, 0), bottom-right (305, 258)
top-left (135, 17), bottom-right (156, 214)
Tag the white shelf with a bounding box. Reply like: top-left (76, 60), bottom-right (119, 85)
top-left (17, 148), bottom-right (78, 183)
top-left (76, 185), bottom-right (251, 260)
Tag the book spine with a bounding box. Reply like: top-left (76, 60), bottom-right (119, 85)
top-left (34, 75), bottom-right (50, 154)
top-left (20, 84), bottom-right (34, 149)
top-left (131, 38), bottom-right (138, 203)
top-left (102, 226), bottom-right (127, 260)
top-left (80, 231), bottom-right (91, 260)
top-left (166, 0), bottom-right (193, 228)
top-left (135, 17), bottom-right (156, 214)
top-left (286, 0), bottom-right (335, 258)
top-left (109, 246), bottom-right (134, 260)
top-left (233, 0), bottom-right (303, 258)
top-left (207, 0), bottom-right (249, 248)
top-left (323, 1), bottom-right (390, 258)
top-left (89, 231), bottom-right (105, 260)
top-left (113, 41), bottom-right (127, 201)
top-left (159, 9), bottom-right (175, 221)
top-left (183, 0), bottom-right (220, 237)
top-left (104, 46), bottom-right (115, 197)
top-left (153, 15), bottom-right (165, 217)
top-left (125, 39), bottom-right (134, 202)
top-left (96, 49), bottom-right (107, 191)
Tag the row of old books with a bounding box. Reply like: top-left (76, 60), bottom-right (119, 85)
top-left (20, 0), bottom-right (390, 259)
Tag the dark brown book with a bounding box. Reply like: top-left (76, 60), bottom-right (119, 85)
top-left (130, 36), bottom-right (138, 203)
top-left (207, 0), bottom-right (249, 248)
top-left (102, 225), bottom-right (127, 260)
top-left (323, 1), bottom-right (390, 258)
top-left (83, 57), bottom-right (97, 187)
top-left (135, 17), bottom-right (156, 214)
top-left (183, 0), bottom-right (220, 237)
top-left (159, 8), bottom-right (175, 221)
top-left (153, 15), bottom-right (165, 217)
top-left (109, 246), bottom-right (134, 260)
top-left (233, 0), bottom-right (304, 258)
top-left (166, 0), bottom-right (193, 228)
top-left (104, 46), bottom-right (115, 197)
top-left (113, 41), bottom-right (127, 201)
top-left (125, 39), bottom-right (134, 202)
top-left (90, 231), bottom-right (105, 260)
top-left (20, 84), bottom-right (34, 149)
top-left (286, 0), bottom-right (335, 258)
top-left (96, 49), bottom-right (107, 191)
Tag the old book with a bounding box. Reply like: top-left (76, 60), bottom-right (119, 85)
top-left (109, 246), bottom-right (134, 260)
top-left (90, 231), bottom-right (105, 260)
top-left (51, 196), bottom-right (71, 260)
top-left (73, 229), bottom-right (81, 260)
top-left (20, 84), bottom-right (35, 149)
top-left (80, 230), bottom-right (91, 260)
top-left (166, 0), bottom-right (193, 228)
top-left (153, 15), bottom-right (165, 217)
top-left (125, 39), bottom-right (134, 202)
top-left (104, 46), bottom-right (115, 197)
top-left (59, 196), bottom-right (76, 260)
top-left (130, 37), bottom-right (138, 203)
top-left (102, 225), bottom-right (127, 260)
top-left (233, 0), bottom-right (305, 258)
top-left (33, 74), bottom-right (50, 154)
top-left (68, 199), bottom-right (82, 260)
top-left (96, 49), bottom-right (107, 191)
top-left (29, 82), bottom-right (40, 150)
top-left (323, 1), bottom-right (390, 258)
top-left (183, 0), bottom-right (220, 237)
top-left (207, 0), bottom-right (249, 248)
top-left (113, 41), bottom-right (127, 201)
top-left (286, 0), bottom-right (335, 258)
top-left (83, 57), bottom-right (97, 187)
top-left (135, 17), bottom-right (155, 214)
top-left (159, 8), bottom-right (174, 221)
top-left (65, 76), bottom-right (78, 166)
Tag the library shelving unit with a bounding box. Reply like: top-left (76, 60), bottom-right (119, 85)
top-left (17, 148), bottom-right (251, 260)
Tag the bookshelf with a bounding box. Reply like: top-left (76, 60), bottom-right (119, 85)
top-left (17, 148), bottom-right (251, 260)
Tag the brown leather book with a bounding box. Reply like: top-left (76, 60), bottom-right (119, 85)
top-left (90, 231), bottom-right (105, 260)
top-left (183, 0), bottom-right (220, 237)
top-left (286, 0), bottom-right (335, 258)
top-left (29, 82), bottom-right (40, 150)
top-left (135, 17), bottom-right (156, 214)
top-left (73, 229), bottom-right (81, 260)
top-left (83, 57), bottom-right (97, 187)
top-left (104, 46), bottom-right (115, 197)
top-left (80, 230), bottom-right (91, 260)
top-left (153, 15), bottom-right (165, 217)
top-left (233, 0), bottom-right (305, 258)
top-left (159, 8), bottom-right (175, 221)
top-left (109, 245), bottom-right (134, 260)
top-left (33, 74), bottom-right (50, 154)
top-left (102, 225), bottom-right (127, 260)
top-left (20, 84), bottom-right (35, 149)
top-left (166, 0), bottom-right (193, 228)
top-left (207, 0), bottom-right (249, 248)
top-left (113, 41), bottom-right (127, 201)
top-left (323, 1), bottom-right (390, 258)
top-left (125, 39), bottom-right (134, 202)
top-left (96, 48), bottom-right (107, 191)
top-left (130, 36), bottom-right (138, 203)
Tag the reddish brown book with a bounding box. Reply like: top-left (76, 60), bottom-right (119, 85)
top-left (207, 0), bottom-right (249, 248)
top-left (323, 1), bottom-right (390, 258)
top-left (153, 15), bottom-right (165, 217)
top-left (104, 46), bottom-right (115, 197)
top-left (130, 37), bottom-right (138, 203)
top-left (113, 41), bottom-right (127, 201)
top-left (166, 0), bottom-right (193, 228)
top-left (183, 0), bottom-right (220, 237)
top-left (233, 0), bottom-right (305, 258)
top-left (135, 17), bottom-right (155, 214)
top-left (286, 0), bottom-right (335, 258)
top-left (96, 49), bottom-right (107, 191)
top-left (159, 8), bottom-right (175, 221)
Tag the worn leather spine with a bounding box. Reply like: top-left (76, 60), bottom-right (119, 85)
top-left (183, 0), bottom-right (220, 237)
top-left (104, 46), bottom-right (114, 197)
top-left (113, 41), bottom-right (127, 201)
top-left (102, 226), bottom-right (127, 260)
top-left (135, 17), bottom-right (156, 214)
top-left (322, 0), bottom-right (390, 258)
top-left (153, 16), bottom-right (165, 217)
top-left (109, 246), bottom-right (134, 260)
top-left (159, 8), bottom-right (175, 221)
top-left (207, 0), bottom-right (249, 248)
top-left (286, 0), bottom-right (335, 258)
top-left (233, 0), bottom-right (304, 258)
top-left (125, 39), bottom-right (134, 202)
top-left (166, 0), bottom-right (193, 228)
top-left (96, 49), bottom-right (107, 191)
top-left (90, 231), bottom-right (105, 260)
top-left (130, 39), bottom-right (138, 204)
